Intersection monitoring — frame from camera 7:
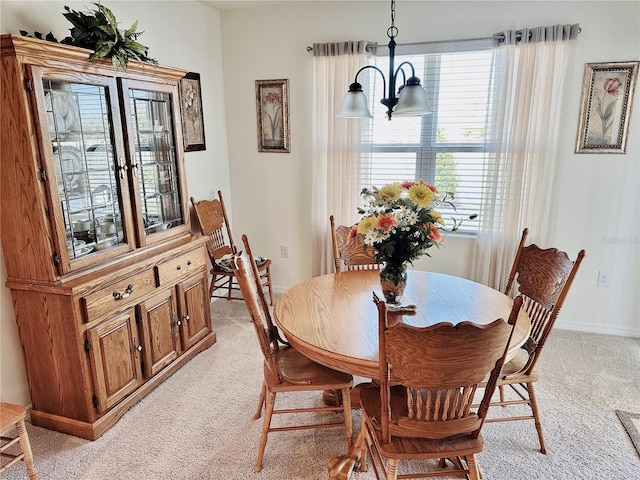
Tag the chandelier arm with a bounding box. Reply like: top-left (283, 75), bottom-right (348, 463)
top-left (353, 64), bottom-right (387, 100)
top-left (394, 60), bottom-right (416, 86)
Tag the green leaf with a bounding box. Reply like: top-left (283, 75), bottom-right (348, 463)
top-left (111, 53), bottom-right (128, 71)
top-left (94, 3), bottom-right (118, 28)
top-left (91, 40), bottom-right (115, 59)
top-left (124, 21), bottom-right (138, 38)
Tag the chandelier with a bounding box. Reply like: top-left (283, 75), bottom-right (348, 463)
top-left (337, 0), bottom-right (432, 120)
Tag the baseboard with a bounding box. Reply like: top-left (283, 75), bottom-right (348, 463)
top-left (556, 321), bottom-right (640, 338)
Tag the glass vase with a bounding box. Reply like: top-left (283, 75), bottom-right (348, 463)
top-left (379, 262), bottom-right (408, 304)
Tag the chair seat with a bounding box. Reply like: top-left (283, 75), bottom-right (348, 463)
top-left (480, 349), bottom-right (539, 384)
top-left (0, 403), bottom-right (26, 430)
top-left (498, 348), bottom-right (539, 382)
top-left (267, 346), bottom-right (353, 392)
top-left (360, 385), bottom-right (485, 460)
top-left (214, 255), bottom-right (270, 274)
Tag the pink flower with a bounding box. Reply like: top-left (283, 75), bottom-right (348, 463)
top-left (427, 225), bottom-right (442, 244)
top-left (376, 214), bottom-right (397, 233)
top-left (401, 181), bottom-right (415, 189)
top-left (348, 225), bottom-right (358, 241)
top-left (604, 78), bottom-right (623, 95)
top-left (265, 92), bottom-right (281, 104)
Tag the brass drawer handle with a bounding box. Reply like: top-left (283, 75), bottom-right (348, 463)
top-left (113, 284), bottom-right (134, 300)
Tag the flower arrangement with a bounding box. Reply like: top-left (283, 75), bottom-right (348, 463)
top-left (354, 180), bottom-right (469, 264)
top-left (352, 180), bottom-right (475, 302)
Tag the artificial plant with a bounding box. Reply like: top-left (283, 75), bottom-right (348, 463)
top-left (20, 3), bottom-right (157, 71)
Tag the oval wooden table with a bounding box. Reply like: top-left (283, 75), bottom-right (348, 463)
top-left (274, 269), bottom-right (531, 380)
top-left (273, 269), bottom-right (531, 480)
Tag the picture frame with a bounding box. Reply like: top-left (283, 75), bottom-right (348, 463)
top-left (575, 61), bottom-right (639, 154)
top-left (255, 79), bottom-right (290, 153)
top-left (179, 72), bottom-right (206, 152)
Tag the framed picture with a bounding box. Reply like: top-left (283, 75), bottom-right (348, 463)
top-left (255, 79), bottom-right (290, 153)
top-left (576, 61), bottom-right (639, 154)
top-left (179, 72), bottom-right (206, 152)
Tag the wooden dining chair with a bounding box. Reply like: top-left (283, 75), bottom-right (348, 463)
top-left (485, 228), bottom-right (585, 454)
top-left (0, 403), bottom-right (37, 479)
top-left (232, 234), bottom-right (354, 472)
top-left (356, 294), bottom-right (523, 480)
top-left (330, 215), bottom-right (381, 272)
top-left (191, 191), bottom-right (273, 305)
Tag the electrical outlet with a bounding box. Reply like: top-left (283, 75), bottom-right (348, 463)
top-left (280, 245), bottom-right (289, 258)
top-left (597, 271), bottom-right (609, 288)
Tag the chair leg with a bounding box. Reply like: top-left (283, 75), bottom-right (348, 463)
top-left (386, 458), bottom-right (398, 480)
top-left (209, 273), bottom-right (217, 299)
top-left (341, 388), bottom-right (353, 447)
top-left (227, 275), bottom-right (233, 301)
top-left (466, 454), bottom-right (481, 480)
top-left (254, 381), bottom-right (266, 419)
top-left (527, 382), bottom-right (547, 454)
top-left (16, 419), bottom-right (37, 480)
top-left (358, 425), bottom-right (369, 472)
top-left (254, 391), bottom-right (276, 472)
top-left (499, 385), bottom-right (505, 403)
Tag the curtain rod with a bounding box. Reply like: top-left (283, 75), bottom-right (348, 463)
top-left (306, 27), bottom-right (581, 53)
top-left (306, 37), bottom-right (486, 53)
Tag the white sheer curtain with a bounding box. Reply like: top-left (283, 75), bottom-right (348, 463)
top-left (472, 25), bottom-right (579, 290)
top-left (311, 41), bottom-right (370, 276)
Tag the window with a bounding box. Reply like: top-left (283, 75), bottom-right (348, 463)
top-left (359, 41), bottom-right (495, 234)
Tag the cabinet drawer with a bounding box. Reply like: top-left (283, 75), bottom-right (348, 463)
top-left (82, 270), bottom-right (157, 322)
top-left (155, 249), bottom-right (206, 287)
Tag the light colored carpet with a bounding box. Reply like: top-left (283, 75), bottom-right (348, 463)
top-left (2, 299), bottom-right (639, 479)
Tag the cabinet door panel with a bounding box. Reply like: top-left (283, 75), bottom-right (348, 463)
top-left (29, 66), bottom-right (136, 274)
top-left (119, 78), bottom-right (189, 247)
top-left (87, 310), bottom-right (143, 413)
top-left (138, 289), bottom-right (180, 378)
top-left (177, 273), bottom-right (211, 350)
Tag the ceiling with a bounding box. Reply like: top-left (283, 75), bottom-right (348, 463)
top-left (199, 0), bottom-right (386, 11)
top-left (198, 1), bottom-right (289, 11)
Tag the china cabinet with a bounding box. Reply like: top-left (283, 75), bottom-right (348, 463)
top-left (0, 34), bottom-right (216, 439)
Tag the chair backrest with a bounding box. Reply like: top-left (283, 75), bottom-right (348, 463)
top-left (190, 190), bottom-right (236, 261)
top-left (232, 238), bottom-right (282, 383)
top-left (505, 228), bottom-right (585, 373)
top-left (374, 294), bottom-right (522, 444)
top-left (330, 215), bottom-right (381, 272)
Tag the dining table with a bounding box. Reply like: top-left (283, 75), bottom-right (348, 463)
top-left (272, 268), bottom-right (531, 480)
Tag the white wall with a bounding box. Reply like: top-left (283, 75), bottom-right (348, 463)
top-left (0, 0), bottom-right (231, 404)
top-left (217, 0), bottom-right (639, 336)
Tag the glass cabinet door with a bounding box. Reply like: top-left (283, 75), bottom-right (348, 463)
top-left (123, 83), bottom-right (185, 244)
top-left (39, 75), bottom-right (131, 265)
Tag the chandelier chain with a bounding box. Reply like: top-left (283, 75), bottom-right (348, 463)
top-left (388, 0), bottom-right (398, 40)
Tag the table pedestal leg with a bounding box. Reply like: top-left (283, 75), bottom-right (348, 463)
top-left (323, 381), bottom-right (374, 409)
top-left (328, 426), bottom-right (363, 480)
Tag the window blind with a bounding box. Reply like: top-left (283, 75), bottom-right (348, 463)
top-left (359, 39), bottom-right (495, 234)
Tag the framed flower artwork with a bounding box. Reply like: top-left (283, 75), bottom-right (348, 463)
top-left (576, 61), bottom-right (639, 154)
top-left (179, 72), bottom-right (206, 152)
top-left (255, 79), bottom-right (290, 153)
